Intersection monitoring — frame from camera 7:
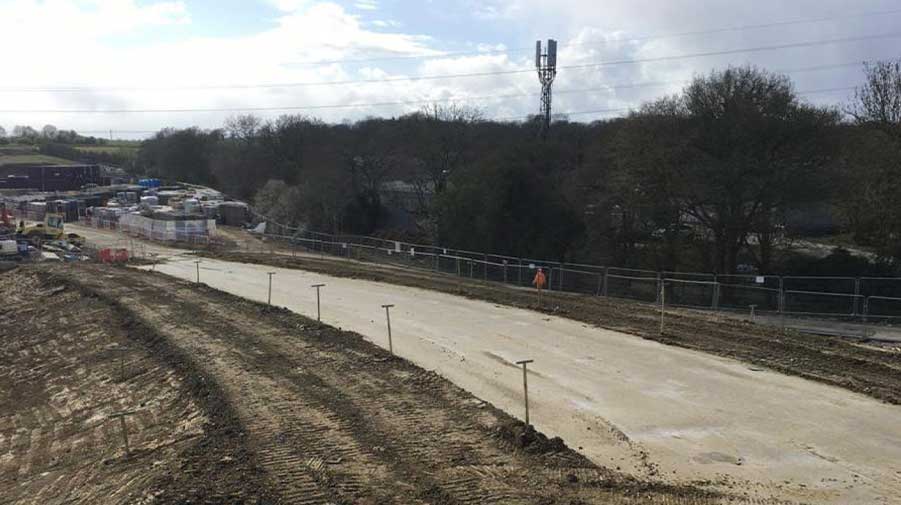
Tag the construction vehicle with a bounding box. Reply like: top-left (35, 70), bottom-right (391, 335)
top-left (18, 212), bottom-right (65, 241)
top-left (17, 213), bottom-right (85, 246)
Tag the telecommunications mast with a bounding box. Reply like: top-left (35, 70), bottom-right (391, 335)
top-left (535, 39), bottom-right (558, 136)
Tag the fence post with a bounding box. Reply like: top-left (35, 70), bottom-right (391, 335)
top-left (515, 359), bottom-right (534, 425)
top-left (484, 254), bottom-right (488, 281)
top-left (311, 284), bottom-right (325, 321)
top-left (778, 277), bottom-right (785, 313)
top-left (558, 264), bottom-right (564, 291)
top-left (712, 282), bottom-right (720, 310)
top-left (503, 260), bottom-right (508, 284)
top-left (381, 304), bottom-right (395, 355)
top-left (518, 259), bottom-right (523, 285)
top-left (655, 272), bottom-right (662, 304)
top-left (596, 272), bottom-right (603, 296)
top-left (659, 280), bottom-right (666, 335)
top-left (602, 267), bottom-right (609, 297)
top-left (862, 297), bottom-right (870, 336)
top-left (853, 278), bottom-right (861, 316)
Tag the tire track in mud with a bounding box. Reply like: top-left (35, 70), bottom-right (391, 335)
top-left (0, 269), bottom-right (264, 505)
top-left (113, 281), bottom-right (536, 504)
top-left (64, 265), bottom-right (796, 505)
top-left (133, 275), bottom-right (602, 504)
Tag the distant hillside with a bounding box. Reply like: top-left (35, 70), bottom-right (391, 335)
top-left (0, 145), bottom-right (77, 166)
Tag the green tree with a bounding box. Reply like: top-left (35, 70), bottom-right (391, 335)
top-left (137, 128), bottom-right (223, 185)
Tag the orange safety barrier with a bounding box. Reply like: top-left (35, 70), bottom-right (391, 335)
top-left (98, 248), bottom-right (129, 263)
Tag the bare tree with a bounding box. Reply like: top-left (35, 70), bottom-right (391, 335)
top-left (848, 59), bottom-right (901, 140)
top-left (41, 124), bottom-right (58, 140)
top-left (839, 60), bottom-right (901, 261)
top-left (225, 114), bottom-right (262, 146)
top-left (622, 67), bottom-right (839, 273)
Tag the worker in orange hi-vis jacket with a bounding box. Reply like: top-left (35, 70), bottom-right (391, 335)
top-left (532, 267), bottom-right (547, 307)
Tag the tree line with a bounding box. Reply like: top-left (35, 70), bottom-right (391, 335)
top-left (0, 124), bottom-right (107, 145)
top-left (133, 61), bottom-right (901, 275)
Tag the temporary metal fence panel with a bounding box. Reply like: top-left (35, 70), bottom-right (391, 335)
top-left (665, 279), bottom-right (717, 308)
top-left (783, 276), bottom-right (857, 295)
top-left (605, 274), bottom-right (658, 302)
top-left (783, 290), bottom-right (862, 317)
top-left (558, 267), bottom-right (604, 295)
top-left (607, 266), bottom-right (658, 279)
top-left (865, 296), bottom-right (901, 320)
top-left (663, 271), bottom-right (717, 283)
top-left (860, 278), bottom-right (901, 299)
top-left (485, 260), bottom-right (513, 285)
top-left (716, 283), bottom-right (781, 312)
top-left (717, 274), bottom-right (782, 290)
top-left (244, 228), bottom-right (901, 324)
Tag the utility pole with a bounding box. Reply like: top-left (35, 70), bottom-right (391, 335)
top-left (535, 39), bottom-right (558, 137)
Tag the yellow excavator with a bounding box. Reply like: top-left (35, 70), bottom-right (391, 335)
top-left (17, 213), bottom-right (85, 246)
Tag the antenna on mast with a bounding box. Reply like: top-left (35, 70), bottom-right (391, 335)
top-left (535, 39), bottom-right (557, 137)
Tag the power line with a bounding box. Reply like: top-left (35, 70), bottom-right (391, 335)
top-left (70, 86), bottom-right (859, 138)
top-left (560, 32), bottom-right (901, 70)
top-left (288, 7), bottom-right (901, 66)
top-left (10, 61), bottom-right (865, 117)
top-left (0, 74), bottom-right (858, 115)
top-left (496, 86), bottom-right (857, 122)
top-left (1, 32), bottom-right (896, 94)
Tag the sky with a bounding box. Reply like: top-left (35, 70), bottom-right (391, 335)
top-left (0, 0), bottom-right (899, 139)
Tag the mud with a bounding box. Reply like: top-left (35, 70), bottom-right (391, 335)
top-left (10, 262), bottom-right (791, 504)
top-left (0, 268), bottom-right (273, 504)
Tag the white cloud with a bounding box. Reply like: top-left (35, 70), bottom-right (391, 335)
top-left (265, 0), bottom-right (312, 12)
top-left (0, 1), bottom-right (451, 134)
top-left (0, 0), bottom-right (190, 37)
top-left (1, 0), bottom-right (895, 136)
top-left (354, 0), bottom-right (377, 11)
top-left (371, 19), bottom-right (401, 28)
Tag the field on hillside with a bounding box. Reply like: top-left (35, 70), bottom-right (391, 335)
top-left (74, 143), bottom-right (139, 156)
top-left (0, 145), bottom-right (74, 166)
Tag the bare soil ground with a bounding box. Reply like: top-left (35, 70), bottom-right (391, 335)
top-left (0, 266), bottom-right (273, 504)
top-left (199, 250), bottom-right (901, 406)
top-left (0, 263), bottom-right (791, 504)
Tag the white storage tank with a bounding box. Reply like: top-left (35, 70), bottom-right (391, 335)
top-left (140, 196), bottom-right (160, 206)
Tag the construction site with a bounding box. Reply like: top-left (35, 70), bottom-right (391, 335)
top-left (1, 216), bottom-right (899, 505)
top-left (4, 3), bottom-right (901, 504)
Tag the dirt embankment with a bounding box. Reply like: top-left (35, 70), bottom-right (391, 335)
top-left (31, 262), bottom-right (792, 505)
top-left (199, 250), bottom-right (901, 406)
top-left (0, 267), bottom-right (273, 504)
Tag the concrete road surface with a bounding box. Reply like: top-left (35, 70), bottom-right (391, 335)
top-left (136, 256), bottom-right (901, 505)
